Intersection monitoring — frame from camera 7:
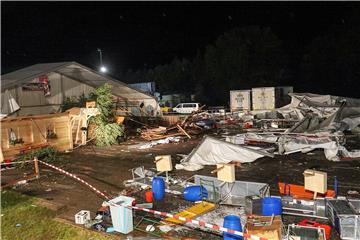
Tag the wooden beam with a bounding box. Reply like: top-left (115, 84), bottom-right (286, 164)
top-left (177, 124), bottom-right (191, 139)
top-left (34, 157), bottom-right (40, 178)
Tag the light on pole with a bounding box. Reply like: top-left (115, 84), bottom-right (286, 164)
top-left (97, 48), bottom-right (107, 73)
top-left (100, 66), bottom-right (107, 73)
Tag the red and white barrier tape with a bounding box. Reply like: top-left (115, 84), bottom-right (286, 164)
top-left (129, 205), bottom-right (267, 240)
top-left (0, 159), bottom-right (35, 166)
top-left (37, 159), bottom-right (266, 240)
top-left (38, 160), bottom-right (110, 200)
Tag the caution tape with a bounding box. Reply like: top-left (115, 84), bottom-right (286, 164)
top-left (36, 159), bottom-right (267, 240)
top-left (0, 159), bottom-right (36, 166)
top-left (129, 205), bottom-right (267, 240)
top-left (38, 160), bottom-right (110, 200)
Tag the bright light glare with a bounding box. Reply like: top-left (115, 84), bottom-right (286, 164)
top-left (100, 66), bottom-right (107, 73)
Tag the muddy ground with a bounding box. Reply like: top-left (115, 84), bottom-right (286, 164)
top-left (2, 132), bottom-right (360, 239)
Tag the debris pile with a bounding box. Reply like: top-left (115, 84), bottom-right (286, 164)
top-left (3, 90), bottom-right (360, 240)
top-left (221, 93), bottom-right (360, 162)
top-left (140, 105), bottom-right (216, 141)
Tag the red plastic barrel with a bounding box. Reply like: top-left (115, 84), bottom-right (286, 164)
top-left (145, 191), bottom-right (153, 203)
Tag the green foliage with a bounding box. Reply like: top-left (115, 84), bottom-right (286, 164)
top-left (18, 146), bottom-right (57, 163)
top-left (93, 123), bottom-right (125, 147)
top-left (90, 83), bottom-right (125, 146)
top-left (90, 83), bottom-right (114, 120)
top-left (199, 26), bottom-right (285, 104)
top-left (122, 27), bottom-right (285, 105)
top-left (60, 94), bottom-right (89, 112)
top-left (300, 27), bottom-right (360, 95)
top-left (147, 57), bottom-right (192, 94)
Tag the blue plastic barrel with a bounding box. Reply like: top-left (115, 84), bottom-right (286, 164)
top-left (223, 215), bottom-right (242, 240)
top-left (183, 185), bottom-right (208, 202)
top-left (152, 177), bottom-right (165, 200)
top-left (262, 197), bottom-right (282, 216)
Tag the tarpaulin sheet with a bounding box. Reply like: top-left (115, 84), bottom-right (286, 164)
top-left (175, 136), bottom-right (272, 171)
top-left (1, 90), bottom-right (20, 117)
top-left (278, 136), bottom-right (340, 161)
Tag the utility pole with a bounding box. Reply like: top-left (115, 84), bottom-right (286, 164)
top-left (97, 48), bottom-right (103, 66)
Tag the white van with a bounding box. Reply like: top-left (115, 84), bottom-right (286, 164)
top-left (173, 103), bottom-right (200, 114)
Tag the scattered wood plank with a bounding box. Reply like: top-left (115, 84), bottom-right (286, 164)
top-left (176, 124), bottom-right (191, 139)
top-left (139, 105), bottom-right (208, 141)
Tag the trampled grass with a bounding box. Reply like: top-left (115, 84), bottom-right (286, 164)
top-left (1, 190), bottom-right (115, 240)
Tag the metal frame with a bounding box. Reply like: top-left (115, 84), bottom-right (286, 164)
top-left (134, 216), bottom-right (162, 237)
top-left (281, 197), bottom-right (327, 219)
top-left (286, 224), bottom-right (327, 240)
top-left (326, 199), bottom-right (360, 240)
top-left (193, 175), bottom-right (270, 206)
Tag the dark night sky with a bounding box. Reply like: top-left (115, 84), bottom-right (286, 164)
top-left (2, 2), bottom-right (359, 78)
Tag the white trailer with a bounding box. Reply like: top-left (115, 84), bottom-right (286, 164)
top-left (252, 86), bottom-right (293, 110)
top-left (230, 90), bottom-right (251, 112)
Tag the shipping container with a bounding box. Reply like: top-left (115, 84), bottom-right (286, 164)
top-left (230, 90), bottom-right (251, 112)
top-left (252, 86), bottom-right (293, 110)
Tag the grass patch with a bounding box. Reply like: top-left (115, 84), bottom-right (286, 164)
top-left (1, 191), bottom-right (115, 240)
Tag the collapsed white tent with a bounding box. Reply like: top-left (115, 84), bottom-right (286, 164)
top-left (278, 92), bottom-right (360, 120)
top-left (223, 93), bottom-right (360, 163)
top-left (175, 136), bottom-right (274, 171)
top-left (225, 132), bottom-right (360, 161)
top-left (1, 62), bottom-right (161, 116)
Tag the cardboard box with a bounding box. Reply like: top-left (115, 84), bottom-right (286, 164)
top-left (155, 155), bottom-right (173, 172)
top-left (75, 210), bottom-right (90, 224)
top-left (216, 164), bottom-right (235, 183)
top-left (304, 169), bottom-right (327, 194)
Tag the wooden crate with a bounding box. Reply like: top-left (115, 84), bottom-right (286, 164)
top-left (1, 112), bottom-right (73, 162)
top-left (304, 169), bottom-right (327, 194)
top-left (246, 216), bottom-right (282, 240)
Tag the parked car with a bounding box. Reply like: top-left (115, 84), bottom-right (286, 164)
top-left (207, 106), bottom-right (226, 116)
top-left (173, 103), bottom-right (200, 114)
top-left (194, 119), bottom-right (217, 129)
top-left (160, 106), bottom-right (173, 113)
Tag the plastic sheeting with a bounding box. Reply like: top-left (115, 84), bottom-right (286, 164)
top-left (175, 136), bottom-right (273, 171)
top-left (130, 136), bottom-right (182, 149)
top-left (278, 135), bottom-right (341, 161)
top-left (1, 90), bottom-right (20, 117)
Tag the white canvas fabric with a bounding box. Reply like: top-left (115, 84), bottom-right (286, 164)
top-left (1, 90), bottom-right (20, 116)
top-left (175, 136), bottom-right (271, 171)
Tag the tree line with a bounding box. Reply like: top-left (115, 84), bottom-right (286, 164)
top-left (120, 26), bottom-right (360, 105)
